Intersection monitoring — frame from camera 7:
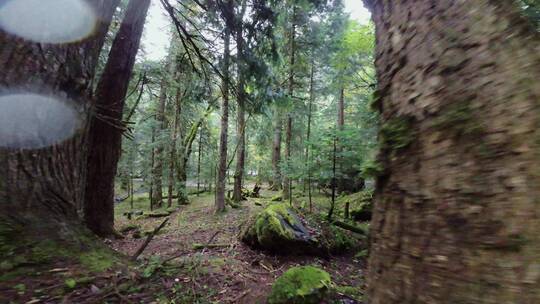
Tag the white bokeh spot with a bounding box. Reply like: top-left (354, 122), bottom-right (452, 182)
top-left (0, 93), bottom-right (82, 149)
top-left (0, 0), bottom-right (97, 43)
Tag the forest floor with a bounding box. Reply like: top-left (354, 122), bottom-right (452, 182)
top-left (0, 187), bottom-right (367, 304)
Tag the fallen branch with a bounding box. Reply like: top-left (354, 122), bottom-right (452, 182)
top-left (207, 231), bottom-right (221, 244)
top-left (131, 218), bottom-right (169, 260)
top-left (331, 220), bottom-right (367, 235)
top-left (192, 243), bottom-right (230, 250)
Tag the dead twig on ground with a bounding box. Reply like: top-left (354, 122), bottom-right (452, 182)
top-left (131, 218), bottom-right (169, 260)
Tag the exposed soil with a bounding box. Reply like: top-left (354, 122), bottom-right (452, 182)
top-left (0, 188), bottom-right (367, 303)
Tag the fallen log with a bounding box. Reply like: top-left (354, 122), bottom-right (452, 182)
top-left (192, 243), bottom-right (230, 250)
top-left (331, 220), bottom-right (367, 235)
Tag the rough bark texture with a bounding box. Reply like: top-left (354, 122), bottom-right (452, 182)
top-left (0, 0), bottom-right (118, 253)
top-left (215, 10), bottom-right (232, 212)
top-left (366, 1), bottom-right (540, 303)
top-left (84, 0), bottom-right (151, 237)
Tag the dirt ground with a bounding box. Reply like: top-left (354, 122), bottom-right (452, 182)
top-left (0, 188), bottom-right (366, 304)
top-left (111, 189), bottom-right (367, 303)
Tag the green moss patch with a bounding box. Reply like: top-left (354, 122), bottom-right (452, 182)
top-left (271, 194), bottom-right (283, 202)
top-left (336, 190), bottom-right (373, 222)
top-left (79, 248), bottom-right (120, 272)
top-left (0, 225), bottom-right (123, 283)
top-left (380, 116), bottom-right (415, 152)
top-left (240, 203), bottom-right (320, 254)
top-left (268, 266), bottom-right (332, 304)
top-left (333, 285), bottom-right (363, 301)
top-left (432, 100), bottom-right (483, 137)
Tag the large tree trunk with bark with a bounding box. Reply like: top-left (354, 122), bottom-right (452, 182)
top-left (0, 0), bottom-right (118, 266)
top-left (366, 1), bottom-right (540, 303)
top-left (84, 0), bottom-right (151, 238)
top-left (215, 6), bottom-right (232, 212)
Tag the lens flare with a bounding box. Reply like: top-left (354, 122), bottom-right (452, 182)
top-left (0, 93), bottom-right (82, 149)
top-left (0, 0), bottom-right (97, 44)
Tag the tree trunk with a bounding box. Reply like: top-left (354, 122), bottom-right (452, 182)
top-left (327, 136), bottom-right (337, 221)
top-left (336, 86), bottom-right (345, 194)
top-left (282, 5), bottom-right (296, 201)
top-left (215, 5), bottom-right (232, 212)
top-left (337, 87), bottom-right (345, 128)
top-left (149, 126), bottom-right (155, 210)
top-left (167, 89), bottom-right (181, 208)
top-left (365, 1), bottom-right (540, 303)
top-left (129, 171), bottom-right (134, 210)
top-left (84, 0), bottom-right (151, 237)
top-left (197, 128), bottom-right (203, 195)
top-left (176, 106), bottom-right (211, 205)
top-left (152, 56), bottom-right (173, 208)
top-left (176, 153), bottom-right (189, 205)
top-left (306, 63), bottom-right (315, 212)
top-left (270, 107), bottom-right (282, 190)
top-left (0, 0), bottom-right (118, 264)
top-left (233, 3), bottom-right (248, 203)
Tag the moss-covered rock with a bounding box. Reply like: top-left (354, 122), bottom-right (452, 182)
top-left (337, 190), bottom-right (373, 222)
top-left (240, 203), bottom-right (320, 254)
top-left (268, 266), bottom-right (331, 304)
top-left (327, 226), bottom-right (355, 253)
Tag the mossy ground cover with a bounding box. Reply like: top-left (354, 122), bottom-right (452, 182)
top-left (268, 265), bottom-right (331, 304)
top-left (1, 185), bottom-right (366, 303)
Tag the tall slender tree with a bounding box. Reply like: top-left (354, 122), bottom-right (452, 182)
top-left (215, 0), bottom-right (234, 212)
top-left (167, 78), bottom-right (182, 207)
top-left (270, 108), bottom-right (282, 190)
top-left (84, 0), bottom-right (152, 237)
top-left (282, 3), bottom-right (297, 200)
top-left (305, 62), bottom-right (315, 211)
top-left (233, 0), bottom-right (249, 203)
top-left (336, 85), bottom-right (345, 193)
top-left (152, 53), bottom-right (174, 208)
